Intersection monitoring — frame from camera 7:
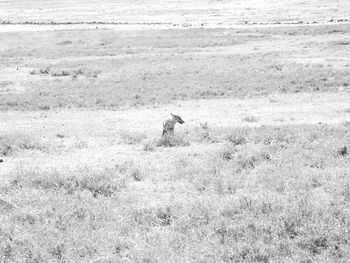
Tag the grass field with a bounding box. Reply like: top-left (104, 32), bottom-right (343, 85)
top-left (1, 123), bottom-right (350, 262)
top-left (1, 0), bottom-right (350, 262)
top-left (0, 24), bottom-right (349, 110)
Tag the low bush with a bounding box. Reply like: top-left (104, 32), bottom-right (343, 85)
top-left (156, 134), bottom-right (190, 147)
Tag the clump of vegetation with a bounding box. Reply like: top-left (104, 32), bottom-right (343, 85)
top-left (194, 122), bottom-right (220, 143)
top-left (0, 198), bottom-right (14, 213)
top-left (0, 133), bottom-right (47, 156)
top-left (235, 150), bottom-right (271, 171)
top-left (57, 40), bottom-right (72, 45)
top-left (29, 67), bottom-right (51, 75)
top-left (29, 67), bottom-right (98, 79)
top-left (251, 126), bottom-right (297, 146)
top-left (142, 139), bottom-right (157, 151)
top-left (242, 115), bottom-right (259, 123)
top-left (337, 145), bottom-right (348, 156)
top-left (156, 134), bottom-right (190, 147)
top-left (219, 143), bottom-right (238, 160)
top-left (74, 140), bottom-right (88, 149)
top-left (11, 166), bottom-right (127, 197)
top-left (51, 70), bottom-right (70, 77)
top-left (131, 205), bottom-right (173, 227)
top-left (115, 160), bottom-right (143, 181)
top-left (91, 70), bottom-right (101, 78)
top-left (224, 127), bottom-right (249, 145)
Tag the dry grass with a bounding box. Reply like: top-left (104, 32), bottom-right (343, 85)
top-left (1, 10), bottom-right (350, 262)
top-left (1, 123), bottom-right (350, 262)
top-left (0, 133), bottom-right (47, 157)
top-left (242, 115), bottom-right (259, 123)
top-left (118, 130), bottom-right (148, 145)
top-left (156, 134), bottom-right (190, 147)
top-left (1, 24), bottom-right (349, 110)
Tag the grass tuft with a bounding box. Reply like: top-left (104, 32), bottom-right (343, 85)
top-left (142, 139), bottom-right (157, 151)
top-left (11, 167), bottom-right (127, 197)
top-left (242, 115), bottom-right (259, 123)
top-left (156, 134), bottom-right (190, 147)
top-left (0, 133), bottom-right (47, 156)
top-left (224, 127), bottom-right (249, 145)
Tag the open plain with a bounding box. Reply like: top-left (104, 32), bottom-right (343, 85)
top-left (1, 0), bottom-right (350, 262)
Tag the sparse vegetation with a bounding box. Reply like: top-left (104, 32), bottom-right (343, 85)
top-left (51, 70), bottom-right (71, 77)
top-left (142, 139), bottom-right (157, 151)
top-left (156, 134), bottom-right (190, 147)
top-left (242, 115), bottom-right (259, 123)
top-left (0, 133), bottom-right (47, 156)
top-left (219, 143), bottom-right (237, 160)
top-left (29, 67), bottom-right (51, 75)
top-left (1, 23), bottom-right (349, 110)
top-left (118, 130), bottom-right (147, 145)
top-left (224, 127), bottom-right (249, 146)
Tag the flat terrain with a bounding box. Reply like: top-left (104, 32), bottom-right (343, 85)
top-left (1, 91), bottom-right (350, 175)
top-left (1, 1), bottom-right (350, 262)
top-left (0, 24), bottom-right (349, 110)
top-left (1, 0), bottom-right (349, 26)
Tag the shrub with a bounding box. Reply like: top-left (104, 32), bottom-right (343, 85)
top-left (225, 128), bottom-right (249, 145)
top-left (242, 115), bottom-right (259, 123)
top-left (11, 167), bottom-right (127, 197)
top-left (156, 134), bottom-right (190, 147)
top-left (219, 144), bottom-right (238, 160)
